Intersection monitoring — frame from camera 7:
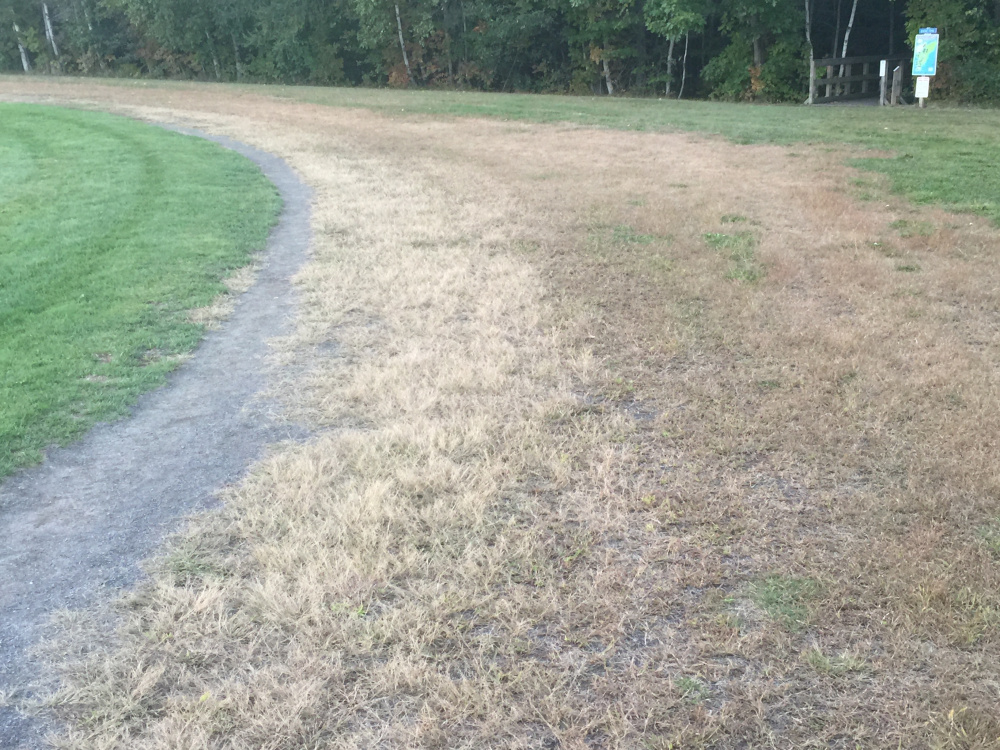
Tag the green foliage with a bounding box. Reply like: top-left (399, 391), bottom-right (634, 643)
top-left (2, 0), bottom-right (999, 101)
top-left (702, 41), bottom-right (753, 100)
top-left (905, 0), bottom-right (1000, 102)
top-left (0, 104), bottom-right (280, 478)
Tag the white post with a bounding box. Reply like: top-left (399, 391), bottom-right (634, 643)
top-left (879, 59), bottom-right (887, 105)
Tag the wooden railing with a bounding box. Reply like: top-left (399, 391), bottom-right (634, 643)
top-left (808, 55), bottom-right (911, 104)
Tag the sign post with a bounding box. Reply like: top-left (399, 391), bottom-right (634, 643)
top-left (912, 27), bottom-right (939, 108)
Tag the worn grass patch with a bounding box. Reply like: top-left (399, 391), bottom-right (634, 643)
top-left (0, 104), bottom-right (279, 478)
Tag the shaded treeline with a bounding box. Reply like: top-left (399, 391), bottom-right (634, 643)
top-left (1, 0), bottom-right (998, 101)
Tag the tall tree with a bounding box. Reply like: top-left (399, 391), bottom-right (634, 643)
top-left (645, 0), bottom-right (707, 95)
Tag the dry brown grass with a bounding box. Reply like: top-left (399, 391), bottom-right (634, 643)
top-left (2, 79), bottom-right (999, 748)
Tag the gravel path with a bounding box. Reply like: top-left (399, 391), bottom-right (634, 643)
top-left (0, 126), bottom-right (312, 749)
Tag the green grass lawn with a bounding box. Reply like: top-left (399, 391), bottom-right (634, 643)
top-left (0, 104), bottom-right (280, 479)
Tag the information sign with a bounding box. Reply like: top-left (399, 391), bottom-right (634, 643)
top-left (912, 31), bottom-right (939, 76)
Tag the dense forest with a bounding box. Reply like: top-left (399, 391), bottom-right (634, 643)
top-left (1, 0), bottom-right (998, 102)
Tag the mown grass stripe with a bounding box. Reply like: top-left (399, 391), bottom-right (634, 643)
top-left (0, 104), bottom-right (281, 478)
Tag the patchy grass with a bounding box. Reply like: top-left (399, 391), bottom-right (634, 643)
top-left (704, 231), bottom-right (763, 282)
top-left (1, 82), bottom-right (999, 748)
top-left (749, 575), bottom-right (821, 631)
top-left (3, 77), bottom-right (1000, 224)
top-left (0, 103), bottom-right (279, 478)
top-left (979, 519), bottom-right (1000, 558)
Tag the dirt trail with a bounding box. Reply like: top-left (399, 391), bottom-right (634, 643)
top-left (0, 125), bottom-right (312, 748)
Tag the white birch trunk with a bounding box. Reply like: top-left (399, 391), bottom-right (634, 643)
top-left (395, 3), bottom-right (413, 84)
top-left (678, 32), bottom-right (689, 99)
top-left (13, 23), bottom-right (31, 72)
top-left (665, 37), bottom-right (675, 96)
top-left (805, 0), bottom-right (814, 103)
top-left (206, 30), bottom-right (221, 81)
top-left (231, 32), bottom-right (243, 80)
top-left (838, 0), bottom-right (859, 78)
top-left (43, 2), bottom-right (59, 58)
top-left (602, 55), bottom-right (614, 95)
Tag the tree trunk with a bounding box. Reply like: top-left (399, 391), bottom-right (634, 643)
top-left (804, 0), bottom-right (813, 54)
top-left (840, 0), bottom-right (859, 58)
top-left (81, 0), bottom-right (92, 32)
top-left (665, 37), bottom-right (675, 96)
top-left (395, 3), bottom-right (413, 85)
top-left (805, 0), bottom-right (814, 103)
top-left (832, 0), bottom-right (842, 57)
top-left (231, 32), bottom-right (243, 80)
top-left (838, 0), bottom-right (859, 79)
top-left (459, 0), bottom-right (468, 63)
top-left (43, 2), bottom-right (60, 58)
top-left (13, 23), bottom-right (31, 72)
top-left (752, 35), bottom-right (764, 68)
top-left (206, 30), bottom-right (221, 81)
top-left (600, 39), bottom-right (614, 95)
top-left (678, 32), bottom-right (689, 99)
top-left (888, 0), bottom-right (895, 54)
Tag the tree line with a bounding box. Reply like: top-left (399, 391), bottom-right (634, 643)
top-left (2, 0), bottom-right (998, 102)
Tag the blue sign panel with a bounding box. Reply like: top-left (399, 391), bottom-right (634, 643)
top-left (912, 32), bottom-right (939, 76)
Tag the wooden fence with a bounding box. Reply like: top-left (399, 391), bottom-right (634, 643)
top-left (808, 55), bottom-right (912, 104)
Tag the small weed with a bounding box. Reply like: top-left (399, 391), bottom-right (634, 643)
top-left (647, 255), bottom-right (675, 274)
top-left (675, 676), bottom-right (710, 703)
top-left (749, 575), bottom-right (821, 631)
top-left (977, 519), bottom-right (1000, 558)
top-left (163, 542), bottom-right (224, 585)
top-left (721, 214), bottom-right (748, 224)
top-left (757, 379), bottom-right (781, 391)
top-left (872, 240), bottom-right (900, 257)
top-left (330, 602), bottom-right (368, 618)
top-left (890, 218), bottom-right (933, 238)
top-left (704, 232), bottom-right (764, 283)
top-left (803, 647), bottom-right (866, 676)
top-left (613, 224), bottom-right (657, 245)
top-left (928, 707), bottom-right (1000, 750)
top-left (895, 263), bottom-right (921, 273)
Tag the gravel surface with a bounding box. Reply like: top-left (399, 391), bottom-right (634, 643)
top-left (0, 126), bottom-right (312, 749)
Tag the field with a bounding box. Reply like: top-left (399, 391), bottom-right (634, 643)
top-left (1, 78), bottom-right (999, 748)
top-left (0, 103), bottom-right (280, 478)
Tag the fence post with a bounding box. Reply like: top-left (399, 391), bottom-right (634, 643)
top-left (862, 62), bottom-right (870, 94)
top-left (879, 60), bottom-right (887, 105)
top-left (826, 65), bottom-right (833, 98)
top-left (891, 65), bottom-right (902, 105)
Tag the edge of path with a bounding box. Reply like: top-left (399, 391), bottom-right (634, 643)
top-left (0, 120), bottom-right (313, 749)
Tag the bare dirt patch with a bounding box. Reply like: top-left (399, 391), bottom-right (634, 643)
top-left (2, 79), bottom-right (999, 748)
